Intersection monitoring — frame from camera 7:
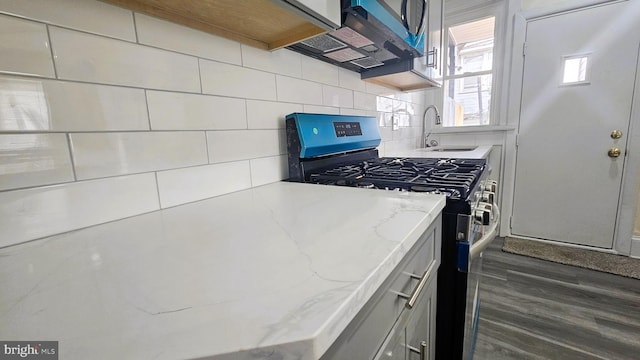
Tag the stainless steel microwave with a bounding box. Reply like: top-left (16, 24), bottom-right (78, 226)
top-left (287, 0), bottom-right (429, 72)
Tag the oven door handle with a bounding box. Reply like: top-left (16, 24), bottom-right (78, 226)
top-left (470, 202), bottom-right (500, 259)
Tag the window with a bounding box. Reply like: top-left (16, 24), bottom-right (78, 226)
top-left (442, 17), bottom-right (496, 127)
top-left (562, 55), bottom-right (590, 84)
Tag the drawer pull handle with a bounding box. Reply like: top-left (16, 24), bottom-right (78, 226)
top-left (407, 341), bottom-right (427, 360)
top-left (397, 262), bottom-right (435, 309)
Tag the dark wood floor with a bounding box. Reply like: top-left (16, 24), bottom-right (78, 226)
top-left (473, 238), bottom-right (640, 360)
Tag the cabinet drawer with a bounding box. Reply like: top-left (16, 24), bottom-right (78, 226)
top-left (374, 275), bottom-right (438, 360)
top-left (321, 214), bottom-right (441, 360)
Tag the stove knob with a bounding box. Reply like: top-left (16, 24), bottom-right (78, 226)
top-left (478, 202), bottom-right (493, 212)
top-left (481, 191), bottom-right (495, 204)
top-left (482, 180), bottom-right (498, 192)
top-left (474, 208), bottom-right (491, 225)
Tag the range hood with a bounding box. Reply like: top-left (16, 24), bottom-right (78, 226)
top-left (287, 0), bottom-right (442, 91)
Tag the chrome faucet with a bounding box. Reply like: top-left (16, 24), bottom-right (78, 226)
top-left (423, 105), bottom-right (441, 147)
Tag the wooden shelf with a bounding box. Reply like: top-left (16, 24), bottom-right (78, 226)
top-left (101, 0), bottom-right (328, 50)
top-left (364, 72), bottom-right (440, 92)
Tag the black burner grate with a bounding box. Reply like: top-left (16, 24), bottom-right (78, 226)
top-left (308, 157), bottom-right (485, 200)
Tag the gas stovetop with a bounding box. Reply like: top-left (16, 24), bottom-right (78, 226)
top-left (308, 157), bottom-right (486, 200)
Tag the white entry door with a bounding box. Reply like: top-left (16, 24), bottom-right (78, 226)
top-left (511, 0), bottom-right (640, 248)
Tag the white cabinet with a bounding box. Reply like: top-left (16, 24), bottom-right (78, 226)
top-left (376, 276), bottom-right (437, 360)
top-left (282, 0), bottom-right (341, 29)
top-left (404, 277), bottom-right (437, 360)
top-left (425, 0), bottom-right (444, 83)
top-left (407, 0), bottom-right (444, 86)
top-left (321, 214), bottom-right (441, 360)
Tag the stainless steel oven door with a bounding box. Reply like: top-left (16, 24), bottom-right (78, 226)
top-left (457, 204), bottom-right (500, 359)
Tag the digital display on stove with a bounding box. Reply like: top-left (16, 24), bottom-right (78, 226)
top-left (333, 122), bottom-right (362, 137)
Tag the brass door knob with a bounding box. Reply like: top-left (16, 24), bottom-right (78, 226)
top-left (608, 148), bottom-right (621, 158)
top-left (611, 130), bottom-right (623, 139)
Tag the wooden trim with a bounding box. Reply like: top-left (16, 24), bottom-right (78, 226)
top-left (267, 22), bottom-right (326, 50)
top-left (101, 0), bottom-right (326, 50)
top-left (364, 72), bottom-right (440, 92)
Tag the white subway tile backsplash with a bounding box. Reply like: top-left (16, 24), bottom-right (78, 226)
top-left (379, 126), bottom-right (393, 141)
top-left (405, 102), bottom-right (417, 115)
top-left (395, 93), bottom-right (413, 102)
top-left (0, 0), bottom-right (136, 41)
top-left (157, 161), bottom-right (251, 208)
top-left (353, 91), bottom-right (377, 111)
top-left (241, 46), bottom-right (302, 77)
top-left (339, 108), bottom-right (374, 116)
top-left (207, 130), bottom-right (283, 163)
top-left (410, 113), bottom-right (422, 127)
top-left (338, 68), bottom-right (366, 92)
top-left (384, 139), bottom-right (415, 153)
top-left (379, 112), bottom-right (393, 127)
top-left (0, 1), bottom-right (426, 243)
top-left (437, 134), bottom-right (477, 146)
top-left (392, 99), bottom-right (407, 113)
top-left (0, 76), bottom-right (149, 131)
top-left (135, 14), bottom-right (241, 65)
top-left (303, 105), bottom-right (340, 115)
top-left (365, 82), bottom-right (395, 96)
top-left (70, 132), bottom-right (208, 179)
top-left (323, 85), bottom-right (353, 108)
top-left (397, 113), bottom-right (410, 127)
top-left (392, 126), bottom-right (417, 141)
top-left (50, 27), bottom-right (200, 92)
top-left (0, 14), bottom-right (54, 77)
top-left (376, 96), bottom-right (393, 112)
top-left (301, 57), bottom-right (339, 86)
top-left (246, 100), bottom-right (302, 129)
top-left (0, 173), bottom-right (159, 247)
top-left (377, 141), bottom-right (386, 156)
top-left (200, 59), bottom-right (276, 101)
top-left (250, 155), bottom-right (288, 186)
top-left (276, 76), bottom-right (322, 105)
top-left (46, 81), bottom-right (149, 131)
top-left (147, 91), bottom-right (246, 130)
top-left (0, 76), bottom-right (50, 131)
top-left (411, 91), bottom-right (426, 106)
top-left (0, 134), bottom-right (74, 191)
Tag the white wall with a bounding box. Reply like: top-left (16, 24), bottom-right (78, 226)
top-left (635, 187), bottom-right (640, 237)
top-left (0, 0), bottom-right (426, 247)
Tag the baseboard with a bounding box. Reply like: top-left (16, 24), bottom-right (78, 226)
top-left (632, 236), bottom-right (640, 259)
top-left (506, 235), bottom-right (618, 254)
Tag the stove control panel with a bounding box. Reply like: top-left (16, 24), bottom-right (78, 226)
top-left (334, 121), bottom-right (362, 137)
top-left (286, 113), bottom-right (381, 158)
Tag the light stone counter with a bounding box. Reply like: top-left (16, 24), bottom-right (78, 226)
top-left (0, 181), bottom-right (445, 360)
top-left (386, 145), bottom-right (492, 159)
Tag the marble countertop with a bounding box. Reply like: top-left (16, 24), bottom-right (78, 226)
top-left (386, 145), bottom-right (492, 159)
top-left (0, 181), bottom-right (445, 360)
